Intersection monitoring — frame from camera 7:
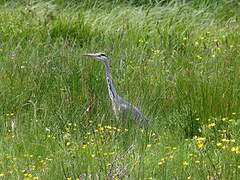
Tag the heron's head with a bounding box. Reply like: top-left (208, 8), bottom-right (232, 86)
top-left (81, 52), bottom-right (109, 61)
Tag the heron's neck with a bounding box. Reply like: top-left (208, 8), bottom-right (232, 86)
top-left (104, 60), bottom-right (118, 100)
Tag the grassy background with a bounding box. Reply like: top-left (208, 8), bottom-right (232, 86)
top-left (0, 0), bottom-right (240, 179)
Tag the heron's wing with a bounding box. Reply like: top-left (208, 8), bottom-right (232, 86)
top-left (117, 96), bottom-right (148, 124)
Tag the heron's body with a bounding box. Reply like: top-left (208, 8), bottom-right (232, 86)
top-left (82, 52), bottom-right (148, 125)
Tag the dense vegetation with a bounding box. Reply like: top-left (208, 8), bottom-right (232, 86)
top-left (0, 0), bottom-right (239, 179)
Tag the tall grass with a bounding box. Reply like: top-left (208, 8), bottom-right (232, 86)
top-left (0, 0), bottom-right (239, 179)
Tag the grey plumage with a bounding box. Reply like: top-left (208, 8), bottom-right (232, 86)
top-left (81, 52), bottom-right (148, 126)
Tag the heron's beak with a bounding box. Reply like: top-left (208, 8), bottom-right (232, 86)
top-left (81, 53), bottom-right (98, 57)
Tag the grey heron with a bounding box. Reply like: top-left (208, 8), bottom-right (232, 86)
top-left (81, 52), bottom-right (148, 126)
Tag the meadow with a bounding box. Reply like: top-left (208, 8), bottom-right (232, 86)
top-left (0, 0), bottom-right (240, 179)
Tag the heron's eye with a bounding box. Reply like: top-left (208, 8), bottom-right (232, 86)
top-left (100, 53), bottom-right (106, 57)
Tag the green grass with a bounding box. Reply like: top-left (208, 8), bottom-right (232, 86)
top-left (0, 0), bottom-right (240, 179)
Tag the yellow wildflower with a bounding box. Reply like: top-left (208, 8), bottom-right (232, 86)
top-left (198, 143), bottom-right (204, 149)
top-left (146, 144), bottom-right (152, 148)
top-left (207, 175), bottom-right (214, 179)
top-left (183, 161), bottom-right (189, 166)
top-left (196, 137), bottom-right (206, 142)
top-left (81, 145), bottom-right (87, 149)
top-left (231, 146), bottom-right (239, 153)
top-left (221, 139), bottom-right (230, 143)
top-left (222, 117), bottom-right (227, 121)
top-left (98, 127), bottom-right (104, 131)
top-left (105, 125), bottom-right (112, 129)
top-left (222, 145), bottom-right (227, 149)
top-left (207, 123), bottom-right (216, 128)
